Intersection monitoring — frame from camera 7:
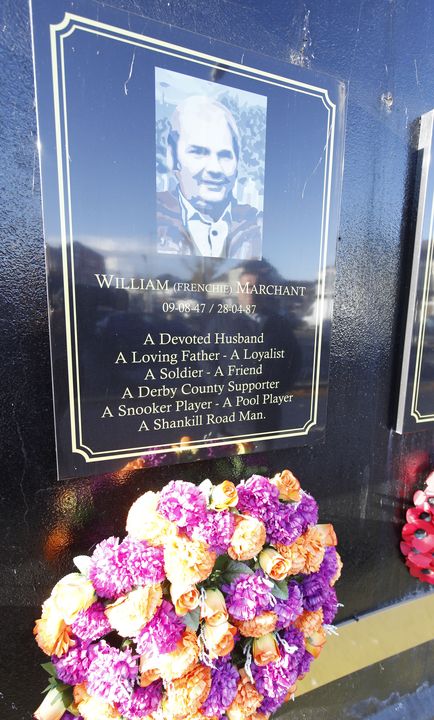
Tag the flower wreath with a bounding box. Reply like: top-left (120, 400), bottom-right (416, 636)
top-left (401, 471), bottom-right (434, 584)
top-left (34, 471), bottom-right (342, 720)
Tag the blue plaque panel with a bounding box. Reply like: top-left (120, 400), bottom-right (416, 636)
top-left (31, 0), bottom-right (346, 478)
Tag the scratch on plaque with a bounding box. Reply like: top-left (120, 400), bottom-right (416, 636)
top-left (414, 58), bottom-right (421, 87)
top-left (289, 7), bottom-right (314, 68)
top-left (12, 408), bottom-right (30, 530)
top-left (301, 123), bottom-right (332, 199)
top-left (348, 0), bottom-right (364, 82)
top-left (124, 50), bottom-right (136, 96)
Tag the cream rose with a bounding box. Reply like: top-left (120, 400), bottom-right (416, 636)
top-left (228, 515), bottom-right (266, 561)
top-left (105, 584), bottom-right (162, 636)
top-left (200, 588), bottom-right (228, 627)
top-left (202, 621), bottom-right (237, 658)
top-left (170, 584), bottom-right (200, 616)
top-left (33, 597), bottom-right (74, 657)
top-left (51, 573), bottom-right (95, 624)
top-left (126, 491), bottom-right (176, 545)
top-left (159, 628), bottom-right (199, 681)
top-left (252, 633), bottom-right (280, 666)
top-left (164, 535), bottom-right (215, 586)
top-left (210, 481), bottom-right (238, 510)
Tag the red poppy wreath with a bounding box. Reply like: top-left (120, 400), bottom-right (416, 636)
top-left (401, 471), bottom-right (434, 584)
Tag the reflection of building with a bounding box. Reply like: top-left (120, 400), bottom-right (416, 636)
top-left (303, 266), bottom-right (335, 326)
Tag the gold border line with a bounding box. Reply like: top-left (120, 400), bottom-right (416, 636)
top-left (51, 13), bottom-right (337, 462)
top-left (296, 592), bottom-right (434, 698)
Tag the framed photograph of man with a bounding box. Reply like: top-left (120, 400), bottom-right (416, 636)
top-left (155, 68), bottom-right (266, 259)
top-left (31, 0), bottom-right (346, 479)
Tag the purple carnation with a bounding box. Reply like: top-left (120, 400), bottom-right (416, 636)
top-left (117, 682), bottom-right (163, 720)
top-left (252, 631), bottom-right (304, 707)
top-left (71, 602), bottom-right (111, 644)
top-left (318, 547), bottom-right (339, 585)
top-left (300, 573), bottom-right (328, 612)
top-left (157, 480), bottom-right (207, 531)
top-left (192, 509), bottom-right (235, 554)
top-left (266, 503), bottom-right (304, 546)
top-left (298, 649), bottom-right (314, 675)
top-left (89, 537), bottom-right (165, 599)
top-left (89, 537), bottom-right (131, 599)
top-left (274, 581), bottom-right (303, 630)
top-left (259, 692), bottom-right (289, 715)
top-left (52, 642), bottom-right (90, 685)
top-left (61, 714), bottom-right (82, 720)
top-left (222, 571), bottom-right (274, 621)
top-left (282, 625), bottom-right (306, 665)
top-left (136, 599), bottom-right (184, 655)
top-left (86, 641), bottom-right (137, 705)
top-left (237, 475), bottom-right (280, 522)
top-left (322, 585), bottom-right (338, 624)
top-left (200, 657), bottom-right (239, 717)
top-left (118, 537), bottom-right (165, 586)
top-left (297, 491), bottom-right (319, 531)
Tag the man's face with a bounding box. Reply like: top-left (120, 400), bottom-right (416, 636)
top-left (175, 108), bottom-right (238, 211)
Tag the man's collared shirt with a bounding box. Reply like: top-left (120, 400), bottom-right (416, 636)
top-left (178, 192), bottom-right (231, 258)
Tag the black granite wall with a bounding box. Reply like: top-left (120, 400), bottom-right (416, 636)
top-left (1, 1), bottom-right (433, 717)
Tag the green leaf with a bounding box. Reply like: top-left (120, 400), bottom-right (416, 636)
top-left (182, 606), bottom-right (201, 631)
top-left (222, 560), bottom-right (254, 584)
top-left (213, 555), bottom-right (230, 573)
top-left (271, 579), bottom-right (288, 600)
top-left (41, 661), bottom-right (57, 678)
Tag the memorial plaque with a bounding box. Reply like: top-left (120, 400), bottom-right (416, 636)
top-left (31, 0), bottom-right (346, 478)
top-left (396, 110), bottom-right (434, 434)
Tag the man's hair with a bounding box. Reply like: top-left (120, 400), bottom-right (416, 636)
top-left (167, 95), bottom-right (240, 168)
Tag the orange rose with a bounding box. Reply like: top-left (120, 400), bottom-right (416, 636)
top-left (228, 515), bottom-right (266, 561)
top-left (270, 469), bottom-right (301, 502)
top-left (300, 527), bottom-right (326, 574)
top-left (170, 584), bottom-right (200, 616)
top-left (294, 609), bottom-right (324, 637)
top-left (276, 537), bottom-right (306, 575)
top-left (305, 627), bottom-right (327, 659)
top-left (105, 584), bottom-right (162, 636)
top-left (252, 633), bottom-right (280, 666)
top-left (203, 621), bottom-right (237, 658)
top-left (226, 670), bottom-right (263, 720)
top-left (259, 548), bottom-right (291, 581)
top-left (164, 535), bottom-right (216, 586)
top-left (126, 491), bottom-right (176, 545)
top-left (251, 714), bottom-right (270, 720)
top-left (165, 663), bottom-right (211, 719)
top-left (139, 666), bottom-right (161, 687)
top-left (200, 588), bottom-right (228, 626)
top-left (159, 628), bottom-right (199, 681)
top-left (234, 611), bottom-right (277, 638)
top-left (51, 573), bottom-right (95, 624)
top-left (315, 524), bottom-right (338, 547)
top-left (331, 551), bottom-right (343, 585)
top-left (34, 597), bottom-right (74, 657)
top-left (211, 481), bottom-right (238, 510)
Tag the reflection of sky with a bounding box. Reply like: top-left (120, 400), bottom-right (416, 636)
top-left (43, 24), bottom-right (337, 281)
top-left (155, 66), bottom-right (267, 108)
